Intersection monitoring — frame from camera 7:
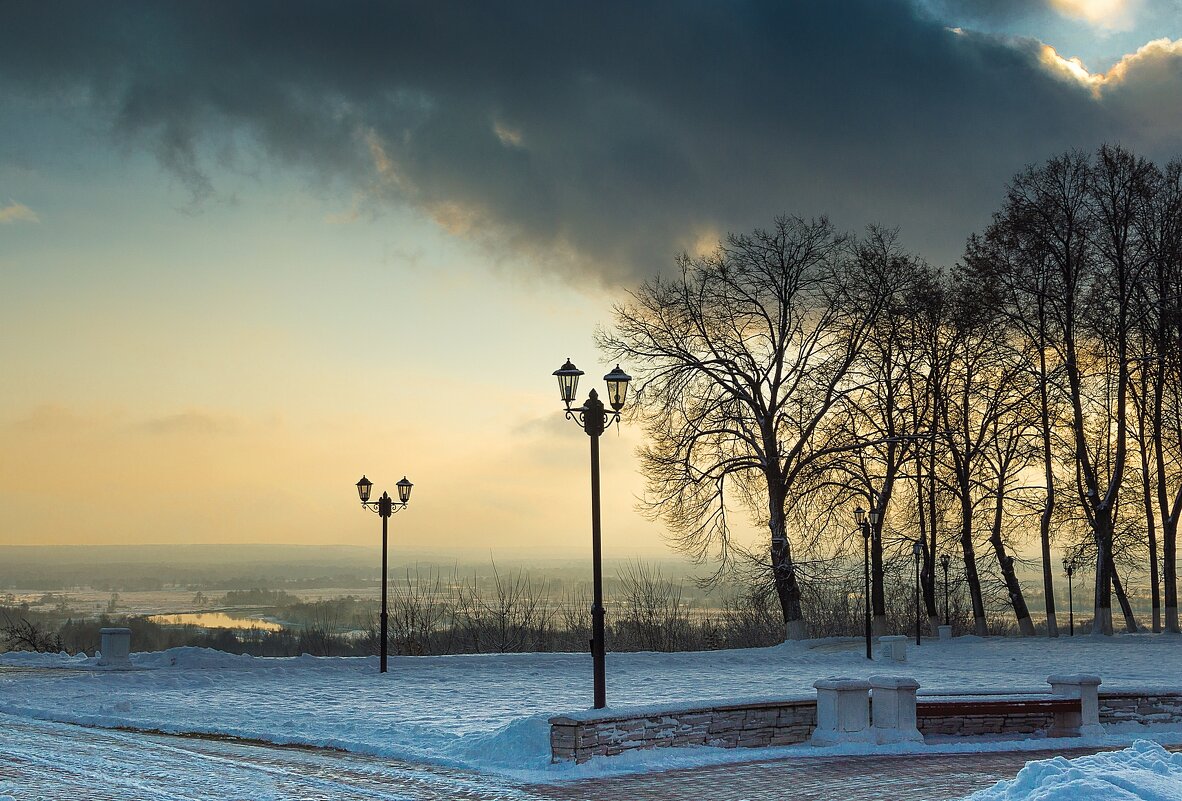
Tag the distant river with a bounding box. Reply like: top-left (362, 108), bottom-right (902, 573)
top-left (146, 612), bottom-right (284, 632)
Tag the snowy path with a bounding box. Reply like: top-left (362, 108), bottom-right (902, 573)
top-left (5, 713), bottom-right (1173, 801)
top-left (0, 714), bottom-right (536, 801)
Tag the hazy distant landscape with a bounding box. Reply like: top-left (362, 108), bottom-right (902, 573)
top-left (0, 543), bottom-right (1163, 664)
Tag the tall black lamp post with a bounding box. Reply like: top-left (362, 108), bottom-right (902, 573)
top-left (554, 358), bottom-right (631, 710)
top-left (1063, 557), bottom-right (1076, 637)
top-left (854, 504), bottom-right (879, 660)
top-left (912, 539), bottom-right (923, 646)
top-left (356, 474), bottom-right (413, 673)
top-left (939, 552), bottom-right (951, 627)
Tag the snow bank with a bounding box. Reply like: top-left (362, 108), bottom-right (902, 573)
top-left (964, 740), bottom-right (1182, 800)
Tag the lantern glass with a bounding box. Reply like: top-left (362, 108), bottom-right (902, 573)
top-left (553, 358), bottom-right (584, 405)
top-left (356, 475), bottom-right (373, 503)
top-left (603, 365), bottom-right (632, 411)
top-left (868, 507), bottom-right (881, 526)
top-left (396, 476), bottom-right (413, 504)
top-left (912, 540), bottom-right (922, 557)
top-left (854, 506), bottom-right (865, 526)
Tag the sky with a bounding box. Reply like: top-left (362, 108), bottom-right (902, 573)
top-left (1, 0), bottom-right (1181, 561)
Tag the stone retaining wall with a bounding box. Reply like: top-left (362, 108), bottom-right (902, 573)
top-left (1100, 692), bottom-right (1182, 725)
top-left (917, 710), bottom-right (1053, 738)
top-left (550, 689), bottom-right (1182, 763)
top-left (549, 698), bottom-right (816, 763)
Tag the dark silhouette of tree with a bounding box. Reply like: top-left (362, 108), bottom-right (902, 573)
top-left (600, 216), bottom-right (895, 638)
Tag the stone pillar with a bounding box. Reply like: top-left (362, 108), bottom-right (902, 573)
top-left (97, 627), bottom-right (132, 668)
top-left (1048, 674), bottom-right (1102, 737)
top-left (810, 678), bottom-right (873, 745)
top-left (869, 675), bottom-right (923, 744)
top-left (878, 635), bottom-right (908, 662)
top-left (938, 625), bottom-right (952, 640)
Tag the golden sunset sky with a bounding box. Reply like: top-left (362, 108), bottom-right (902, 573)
top-left (2, 0), bottom-right (1180, 559)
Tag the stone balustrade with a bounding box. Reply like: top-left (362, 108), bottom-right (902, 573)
top-left (810, 678), bottom-right (873, 745)
top-left (870, 675), bottom-right (922, 744)
top-left (549, 676), bottom-right (1182, 763)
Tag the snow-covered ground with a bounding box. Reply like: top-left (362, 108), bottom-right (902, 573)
top-left (965, 740), bottom-right (1182, 800)
top-left (2, 634), bottom-right (1182, 782)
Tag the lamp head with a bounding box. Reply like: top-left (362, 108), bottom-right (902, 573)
top-left (602, 365), bottom-right (632, 412)
top-left (356, 475), bottom-right (373, 503)
top-left (553, 358), bottom-right (584, 407)
top-left (396, 476), bottom-right (413, 504)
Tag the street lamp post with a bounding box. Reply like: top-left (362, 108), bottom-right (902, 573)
top-left (1063, 558), bottom-right (1075, 637)
top-left (854, 504), bottom-right (880, 660)
top-left (913, 539), bottom-right (923, 647)
top-left (939, 553), bottom-right (951, 627)
top-left (356, 475), bottom-right (413, 673)
top-left (554, 358), bottom-right (631, 710)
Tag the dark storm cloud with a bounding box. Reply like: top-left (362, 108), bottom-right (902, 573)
top-left (917, 0), bottom-right (1048, 25)
top-left (1, 1), bottom-right (1180, 282)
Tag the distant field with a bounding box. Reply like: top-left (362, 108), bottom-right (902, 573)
top-left (6, 588), bottom-right (376, 619)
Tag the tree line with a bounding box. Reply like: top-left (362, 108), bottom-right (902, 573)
top-left (601, 144), bottom-right (1182, 639)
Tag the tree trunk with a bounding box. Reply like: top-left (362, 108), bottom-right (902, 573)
top-left (989, 495), bottom-right (1035, 635)
top-left (1092, 510), bottom-right (1115, 636)
top-left (871, 524), bottom-right (887, 637)
top-left (768, 485), bottom-right (806, 640)
top-left (1138, 424), bottom-right (1162, 633)
top-left (1167, 517), bottom-right (1179, 633)
top-left (1110, 557), bottom-right (1139, 633)
top-left (1037, 340), bottom-right (1059, 638)
top-left (960, 509), bottom-right (988, 636)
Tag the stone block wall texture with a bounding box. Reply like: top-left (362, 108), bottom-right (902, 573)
top-left (1100, 693), bottom-right (1182, 726)
top-left (550, 690), bottom-right (1182, 762)
top-left (549, 700), bottom-right (817, 763)
top-left (916, 711), bottom-right (1053, 738)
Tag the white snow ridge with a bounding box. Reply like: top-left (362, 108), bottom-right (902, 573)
top-left (964, 741), bottom-right (1182, 801)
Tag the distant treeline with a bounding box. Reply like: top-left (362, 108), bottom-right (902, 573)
top-left (1, 561), bottom-right (1045, 658)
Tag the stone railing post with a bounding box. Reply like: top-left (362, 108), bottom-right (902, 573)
top-left (97, 627), bottom-right (132, 668)
top-left (810, 678), bottom-right (873, 745)
top-left (1048, 674), bottom-right (1102, 737)
top-left (878, 635), bottom-right (908, 662)
top-left (869, 675), bottom-right (922, 744)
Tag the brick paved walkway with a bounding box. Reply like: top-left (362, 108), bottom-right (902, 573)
top-left (1, 712), bottom-right (1166, 801)
top-left (530, 746), bottom-right (1178, 801)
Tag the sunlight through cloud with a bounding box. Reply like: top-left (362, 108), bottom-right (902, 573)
top-left (1048, 0), bottom-right (1139, 30)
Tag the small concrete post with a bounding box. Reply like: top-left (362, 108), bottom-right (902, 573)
top-left (1048, 674), bottom-right (1102, 737)
top-left (878, 635), bottom-right (909, 662)
top-left (810, 678), bottom-right (873, 745)
top-left (869, 675), bottom-right (923, 744)
top-left (937, 625), bottom-right (952, 640)
top-left (97, 627), bottom-right (132, 668)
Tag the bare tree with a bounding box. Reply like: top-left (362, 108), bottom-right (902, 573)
top-left (1, 614), bottom-right (63, 653)
top-left (601, 216), bottom-right (894, 639)
top-left (1135, 159), bottom-right (1182, 633)
top-left (966, 208), bottom-right (1066, 636)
